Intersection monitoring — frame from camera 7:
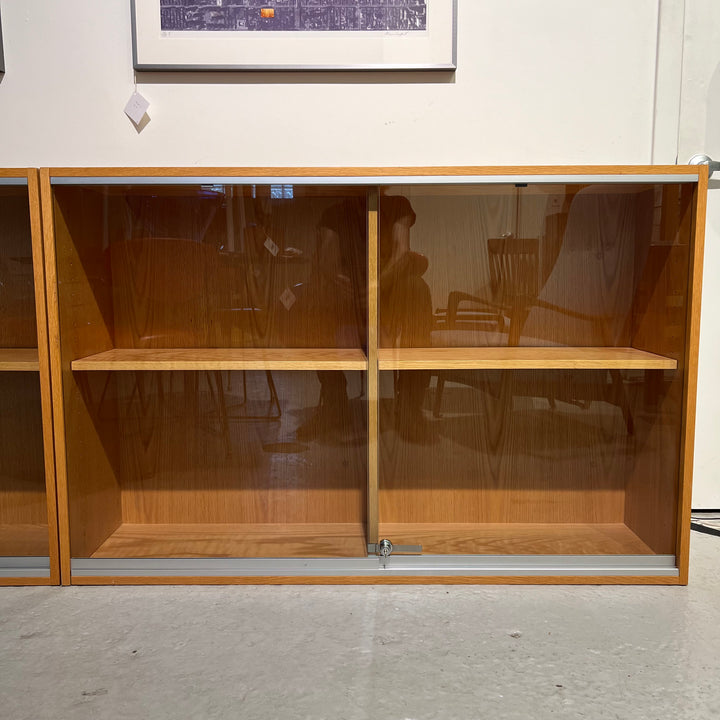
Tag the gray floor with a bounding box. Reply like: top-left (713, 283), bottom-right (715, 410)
top-left (1, 533), bottom-right (719, 720)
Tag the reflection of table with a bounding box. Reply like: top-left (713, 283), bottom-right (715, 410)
top-left (215, 248), bottom-right (315, 348)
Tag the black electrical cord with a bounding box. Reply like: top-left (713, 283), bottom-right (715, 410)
top-left (691, 522), bottom-right (720, 538)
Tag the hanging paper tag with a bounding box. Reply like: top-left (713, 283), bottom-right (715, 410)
top-left (124, 91), bottom-right (150, 125)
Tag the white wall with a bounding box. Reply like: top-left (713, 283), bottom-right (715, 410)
top-left (677, 0), bottom-right (720, 508)
top-left (0, 0), bottom-right (660, 167)
top-left (0, 0), bottom-right (716, 504)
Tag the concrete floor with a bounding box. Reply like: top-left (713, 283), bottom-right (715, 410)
top-left (1, 533), bottom-right (719, 720)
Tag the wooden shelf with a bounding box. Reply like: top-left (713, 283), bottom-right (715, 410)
top-left (0, 348), bottom-right (40, 372)
top-left (72, 348), bottom-right (368, 371)
top-left (378, 347), bottom-right (677, 371)
top-left (90, 523), bottom-right (367, 559)
top-left (378, 523), bottom-right (655, 555)
top-left (0, 524), bottom-right (49, 556)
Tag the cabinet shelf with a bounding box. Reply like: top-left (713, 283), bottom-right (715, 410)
top-left (71, 348), bottom-right (368, 371)
top-left (0, 348), bottom-right (40, 372)
top-left (90, 523), bottom-right (367, 559)
top-left (377, 347), bottom-right (677, 371)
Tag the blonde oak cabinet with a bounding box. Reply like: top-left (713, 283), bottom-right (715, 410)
top-left (40, 167), bottom-right (707, 584)
top-left (0, 170), bottom-right (59, 585)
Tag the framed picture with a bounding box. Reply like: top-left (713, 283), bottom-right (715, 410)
top-left (0, 9), bottom-right (5, 74)
top-left (131, 0), bottom-right (457, 71)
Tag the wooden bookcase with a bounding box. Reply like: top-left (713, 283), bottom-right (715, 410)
top-left (40, 167), bottom-right (707, 584)
top-left (0, 170), bottom-right (59, 585)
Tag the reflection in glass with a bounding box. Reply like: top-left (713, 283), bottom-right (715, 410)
top-left (67, 370), bottom-right (367, 559)
top-left (0, 186), bottom-right (47, 558)
top-left (54, 184), bottom-right (368, 351)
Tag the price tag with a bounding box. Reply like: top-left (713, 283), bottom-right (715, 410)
top-left (264, 236), bottom-right (279, 256)
top-left (124, 91), bottom-right (150, 125)
top-left (279, 287), bottom-right (296, 311)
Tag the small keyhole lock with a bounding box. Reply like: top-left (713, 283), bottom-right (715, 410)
top-left (378, 539), bottom-right (393, 559)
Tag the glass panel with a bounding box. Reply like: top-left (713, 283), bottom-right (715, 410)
top-left (378, 183), bottom-right (690, 350)
top-left (66, 370), bottom-right (368, 559)
top-left (0, 186), bottom-right (47, 558)
top-left (0, 186), bottom-right (37, 347)
top-left (379, 367), bottom-right (682, 555)
top-left (377, 181), bottom-right (694, 557)
top-left (53, 184), bottom-right (368, 351)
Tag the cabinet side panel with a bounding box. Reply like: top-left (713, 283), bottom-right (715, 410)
top-left (625, 184), bottom-right (695, 554)
top-left (51, 187), bottom-right (122, 557)
top-left (676, 174), bottom-right (708, 581)
top-left (0, 179), bottom-right (49, 558)
top-left (29, 171), bottom-right (60, 580)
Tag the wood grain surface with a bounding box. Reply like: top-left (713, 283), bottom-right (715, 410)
top-left (37, 170), bottom-right (703, 581)
top-left (0, 174), bottom-right (54, 574)
top-left (92, 522), bottom-right (366, 558)
top-left (0, 523), bottom-right (49, 556)
top-left (378, 347), bottom-right (676, 370)
top-left (377, 522), bottom-right (654, 555)
top-left (676, 167), bottom-right (709, 583)
top-left (45, 165), bottom-right (699, 178)
top-left (42, 178), bottom-right (122, 575)
top-left (72, 347), bottom-right (368, 371)
top-left (0, 348), bottom-right (40, 371)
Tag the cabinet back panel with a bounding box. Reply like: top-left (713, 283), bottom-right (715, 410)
top-left (55, 185), bottom-right (368, 350)
top-left (379, 184), bottom-right (669, 349)
top-left (0, 188), bottom-right (38, 347)
top-left (0, 373), bottom-right (47, 536)
top-left (67, 370), bottom-right (366, 541)
top-left (379, 367), bottom-right (681, 551)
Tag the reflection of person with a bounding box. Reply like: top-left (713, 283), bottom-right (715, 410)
top-left (379, 196), bottom-right (433, 441)
top-left (296, 198), bottom-right (366, 441)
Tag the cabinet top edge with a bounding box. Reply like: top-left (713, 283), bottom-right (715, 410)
top-left (42, 165), bottom-right (699, 175)
top-left (0, 168), bottom-right (30, 185)
top-left (45, 166), bottom-right (701, 185)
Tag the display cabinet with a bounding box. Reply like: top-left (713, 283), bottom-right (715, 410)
top-left (0, 170), bottom-right (59, 585)
top-left (40, 167), bottom-right (706, 584)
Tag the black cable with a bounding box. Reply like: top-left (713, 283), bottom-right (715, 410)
top-left (691, 522), bottom-right (720, 539)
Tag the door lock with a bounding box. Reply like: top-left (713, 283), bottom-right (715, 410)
top-left (368, 540), bottom-right (423, 558)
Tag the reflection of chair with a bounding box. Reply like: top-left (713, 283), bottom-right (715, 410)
top-left (433, 238), bottom-right (541, 416)
top-left (433, 187), bottom-right (642, 434)
top-left (213, 247), bottom-right (281, 420)
top-left (109, 237), bottom-right (233, 451)
top-left (488, 237), bottom-right (540, 345)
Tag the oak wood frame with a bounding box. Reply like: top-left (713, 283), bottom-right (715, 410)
top-left (40, 166), bottom-right (707, 585)
top-left (0, 169), bottom-right (60, 586)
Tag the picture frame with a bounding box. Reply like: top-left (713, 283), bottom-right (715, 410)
top-left (131, 0), bottom-right (457, 72)
top-left (0, 9), bottom-right (5, 74)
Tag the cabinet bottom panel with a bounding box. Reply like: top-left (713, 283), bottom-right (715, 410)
top-left (89, 522), bottom-right (368, 559)
top-left (0, 523), bottom-right (49, 556)
top-left (377, 522), bottom-right (655, 555)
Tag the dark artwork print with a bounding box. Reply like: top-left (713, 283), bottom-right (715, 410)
top-left (160, 1), bottom-right (428, 32)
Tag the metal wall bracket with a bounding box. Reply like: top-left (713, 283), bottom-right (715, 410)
top-left (689, 154), bottom-right (720, 178)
